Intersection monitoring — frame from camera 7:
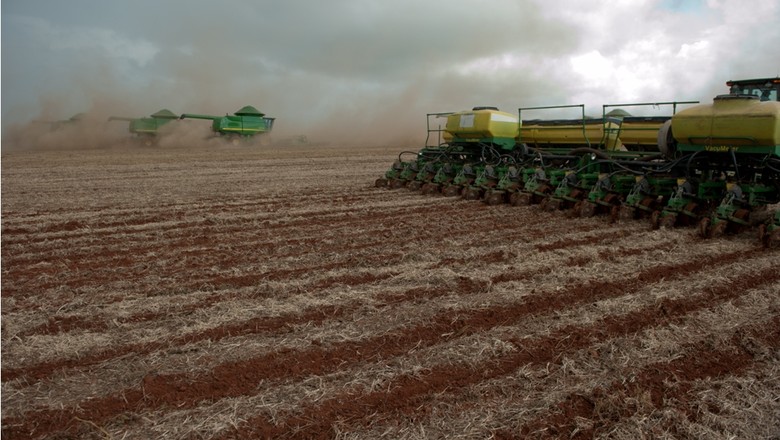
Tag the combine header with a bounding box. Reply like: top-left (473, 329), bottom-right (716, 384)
top-left (376, 77), bottom-right (780, 247)
top-left (108, 109), bottom-right (179, 145)
top-left (179, 105), bottom-right (275, 144)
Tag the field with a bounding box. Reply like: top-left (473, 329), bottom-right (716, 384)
top-left (2, 144), bottom-right (779, 439)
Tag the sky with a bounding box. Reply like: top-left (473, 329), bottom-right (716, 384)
top-left (2, 0), bottom-right (779, 148)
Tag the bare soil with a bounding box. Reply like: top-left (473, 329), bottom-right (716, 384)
top-left (2, 144), bottom-right (779, 439)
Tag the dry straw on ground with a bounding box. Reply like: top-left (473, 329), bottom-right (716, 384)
top-left (2, 143), bottom-right (779, 439)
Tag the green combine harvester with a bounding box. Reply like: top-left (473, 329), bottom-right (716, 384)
top-left (34, 113), bottom-right (87, 130)
top-left (376, 77), bottom-right (780, 247)
top-left (179, 105), bottom-right (275, 144)
top-left (108, 109), bottom-right (179, 145)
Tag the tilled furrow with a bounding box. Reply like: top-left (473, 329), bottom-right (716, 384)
top-left (3, 226), bottom-right (682, 378)
top-left (1, 205), bottom-right (632, 311)
top-left (347, 270), bottom-right (780, 438)
top-left (1, 187), bottom-right (452, 239)
top-left (219, 265), bottom-right (780, 439)
top-left (513, 315), bottom-right (780, 439)
top-left (1, 248), bottom-right (769, 439)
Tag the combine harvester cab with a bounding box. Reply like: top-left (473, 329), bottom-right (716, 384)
top-left (108, 109), bottom-right (179, 145)
top-left (179, 105), bottom-right (275, 144)
top-left (376, 107), bottom-right (520, 196)
top-left (655, 77), bottom-right (780, 237)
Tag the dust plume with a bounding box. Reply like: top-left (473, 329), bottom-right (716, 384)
top-left (3, 112), bottom-right (123, 151)
top-left (3, 0), bottom-right (779, 151)
top-left (1, 0), bottom-right (572, 151)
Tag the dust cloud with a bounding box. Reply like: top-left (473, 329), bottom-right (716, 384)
top-left (5, 0), bottom-right (777, 152)
top-left (2, 0), bottom-right (577, 151)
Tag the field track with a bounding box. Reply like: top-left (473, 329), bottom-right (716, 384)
top-left (2, 144), bottom-right (779, 439)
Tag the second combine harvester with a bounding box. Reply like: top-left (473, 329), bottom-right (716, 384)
top-left (376, 77), bottom-right (780, 246)
top-left (108, 109), bottom-right (179, 145)
top-left (179, 105), bottom-right (275, 144)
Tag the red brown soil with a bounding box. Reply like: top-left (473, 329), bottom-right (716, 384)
top-left (2, 146), bottom-right (778, 439)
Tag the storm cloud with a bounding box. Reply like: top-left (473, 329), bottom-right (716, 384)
top-left (2, 0), bottom-right (779, 148)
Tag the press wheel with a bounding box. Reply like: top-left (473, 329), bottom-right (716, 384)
top-left (484, 191), bottom-right (505, 206)
top-left (660, 213), bottom-right (677, 229)
top-left (579, 201), bottom-right (596, 218)
top-left (697, 217), bottom-right (711, 238)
